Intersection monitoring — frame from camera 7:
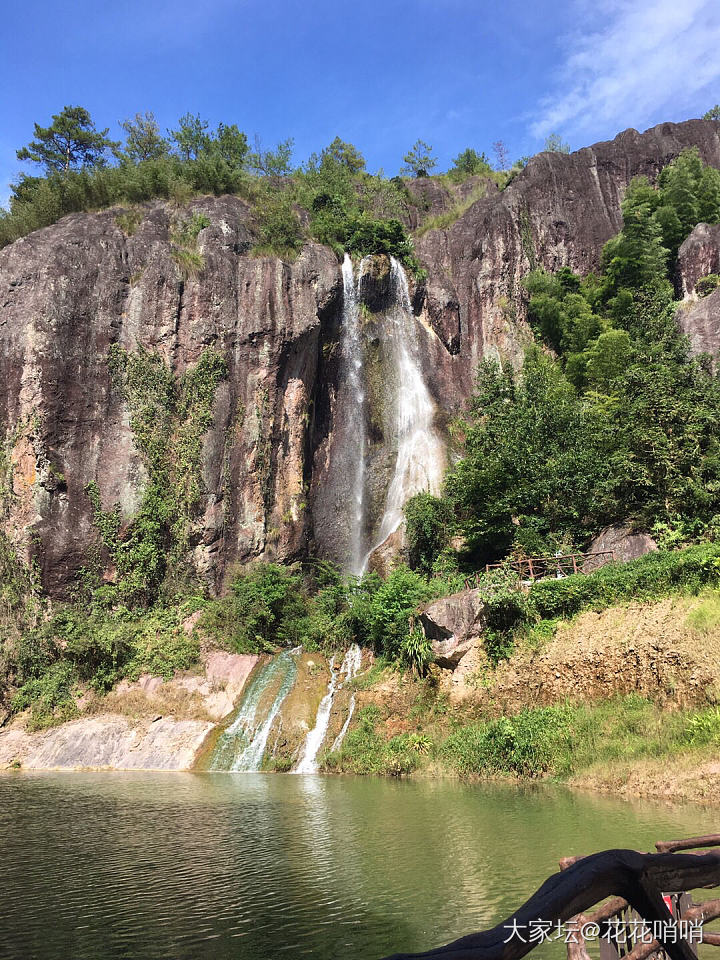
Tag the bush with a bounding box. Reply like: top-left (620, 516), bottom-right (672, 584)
top-left (685, 706), bottom-right (720, 745)
top-left (400, 628), bottom-right (432, 676)
top-left (697, 274), bottom-right (720, 297)
top-left (528, 543), bottom-right (720, 621)
top-left (252, 189), bottom-right (304, 258)
top-left (365, 565), bottom-right (436, 660)
top-left (322, 705), bottom-right (419, 776)
top-left (200, 563), bottom-right (307, 653)
top-left (441, 706), bottom-right (572, 777)
top-left (404, 492), bottom-right (454, 576)
top-left (5, 600), bottom-right (203, 725)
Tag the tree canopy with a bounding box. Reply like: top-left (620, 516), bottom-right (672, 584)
top-left (401, 140), bottom-right (437, 177)
top-left (16, 105), bottom-right (117, 173)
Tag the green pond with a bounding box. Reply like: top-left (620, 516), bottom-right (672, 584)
top-left (1, 772), bottom-right (717, 960)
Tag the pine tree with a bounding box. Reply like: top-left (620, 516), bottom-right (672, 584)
top-left (602, 178), bottom-right (668, 291)
top-left (119, 112), bottom-right (169, 162)
top-left (17, 106), bottom-right (116, 173)
top-left (401, 140), bottom-right (437, 177)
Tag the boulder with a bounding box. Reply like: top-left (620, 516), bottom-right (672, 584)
top-left (676, 288), bottom-right (720, 361)
top-left (366, 528), bottom-right (404, 578)
top-left (585, 523), bottom-right (658, 571)
top-left (677, 223), bottom-right (720, 297)
top-left (420, 587), bottom-right (486, 669)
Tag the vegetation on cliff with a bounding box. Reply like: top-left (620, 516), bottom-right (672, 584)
top-left (406, 149), bottom-right (720, 568)
top-left (0, 105), bottom-right (504, 276)
top-left (3, 117), bottom-right (720, 758)
top-left (323, 692), bottom-right (720, 789)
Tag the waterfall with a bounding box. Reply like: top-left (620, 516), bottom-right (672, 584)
top-left (209, 650), bottom-right (299, 772)
top-left (294, 644), bottom-right (363, 774)
top-left (342, 253), bottom-right (368, 577)
top-left (362, 256), bottom-right (445, 564)
top-left (330, 644), bottom-right (363, 753)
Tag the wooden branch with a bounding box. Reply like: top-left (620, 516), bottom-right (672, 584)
top-left (655, 836), bottom-right (720, 854)
top-left (381, 849), bottom-right (720, 960)
top-left (584, 897), bottom-right (629, 924)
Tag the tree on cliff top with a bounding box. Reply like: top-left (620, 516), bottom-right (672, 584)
top-left (544, 132), bottom-right (571, 154)
top-left (401, 140), bottom-right (437, 177)
top-left (451, 147), bottom-right (492, 177)
top-left (703, 105), bottom-right (720, 121)
top-left (119, 112), bottom-right (169, 162)
top-left (17, 105), bottom-right (117, 173)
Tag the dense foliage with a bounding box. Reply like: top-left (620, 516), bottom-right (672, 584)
top-left (1, 107), bottom-right (475, 275)
top-left (436, 150), bottom-right (720, 564)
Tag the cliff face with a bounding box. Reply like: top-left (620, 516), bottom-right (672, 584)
top-left (2, 119), bottom-right (720, 595)
top-left (413, 119), bottom-right (720, 408)
top-left (0, 197), bottom-right (340, 594)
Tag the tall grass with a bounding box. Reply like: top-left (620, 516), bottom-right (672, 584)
top-left (416, 183), bottom-right (488, 236)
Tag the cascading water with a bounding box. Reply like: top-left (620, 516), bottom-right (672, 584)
top-left (294, 644), bottom-right (363, 773)
top-left (362, 256), bottom-right (445, 564)
top-left (342, 253), bottom-right (368, 577)
top-left (330, 644), bottom-right (363, 753)
top-left (209, 650), bottom-right (299, 772)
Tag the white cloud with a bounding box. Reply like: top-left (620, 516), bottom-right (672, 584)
top-left (531, 0), bottom-right (720, 141)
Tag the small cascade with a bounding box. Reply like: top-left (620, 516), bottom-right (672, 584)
top-left (342, 253), bottom-right (368, 577)
top-left (363, 256), bottom-right (445, 563)
top-left (294, 644), bottom-right (363, 774)
top-left (209, 650), bottom-right (299, 772)
top-left (330, 644), bottom-right (363, 753)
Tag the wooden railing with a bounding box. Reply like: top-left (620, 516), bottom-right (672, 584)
top-left (381, 835), bottom-right (720, 960)
top-left (561, 835), bottom-right (720, 960)
top-left (463, 551), bottom-right (616, 590)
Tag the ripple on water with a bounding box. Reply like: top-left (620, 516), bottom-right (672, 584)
top-left (1, 772), bottom-right (719, 960)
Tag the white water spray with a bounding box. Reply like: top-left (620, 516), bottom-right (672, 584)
top-left (362, 256), bottom-right (445, 564)
top-left (209, 650), bottom-right (299, 772)
top-left (294, 644), bottom-right (363, 773)
top-left (342, 253), bottom-right (368, 577)
top-left (330, 644), bottom-right (363, 753)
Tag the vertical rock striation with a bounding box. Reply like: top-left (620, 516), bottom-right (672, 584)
top-left (0, 197), bottom-right (340, 594)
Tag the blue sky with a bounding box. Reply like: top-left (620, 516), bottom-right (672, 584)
top-left (2, 0), bottom-right (719, 203)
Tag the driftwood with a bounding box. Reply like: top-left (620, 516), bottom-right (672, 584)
top-left (381, 847), bottom-right (720, 960)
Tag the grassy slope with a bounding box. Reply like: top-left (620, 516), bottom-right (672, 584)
top-left (322, 589), bottom-right (720, 803)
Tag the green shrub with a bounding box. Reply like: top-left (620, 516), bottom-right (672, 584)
top-left (400, 628), bottom-right (432, 676)
top-left (11, 660), bottom-right (80, 730)
top-left (697, 274), bottom-right (720, 297)
top-left (200, 563), bottom-right (306, 653)
top-left (322, 705), bottom-right (419, 776)
top-left (404, 492), bottom-right (454, 576)
top-left (441, 706), bottom-right (572, 777)
top-left (685, 706), bottom-right (720, 745)
top-left (365, 565), bottom-right (436, 660)
top-left (251, 190), bottom-right (304, 258)
top-left (528, 543), bottom-right (720, 621)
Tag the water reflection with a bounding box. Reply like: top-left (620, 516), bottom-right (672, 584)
top-left (1, 772), bottom-right (717, 960)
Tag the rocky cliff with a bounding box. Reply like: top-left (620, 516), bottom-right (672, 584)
top-left (2, 119), bottom-right (720, 594)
